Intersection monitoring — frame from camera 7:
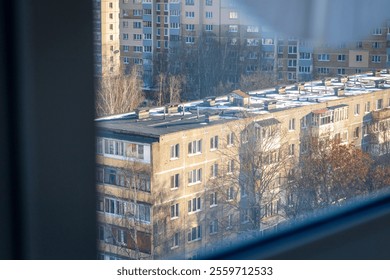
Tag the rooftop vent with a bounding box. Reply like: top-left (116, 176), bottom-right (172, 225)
top-left (322, 78), bottom-right (332, 86)
top-left (135, 108), bottom-right (150, 119)
top-left (338, 75), bottom-right (348, 83)
top-left (275, 86), bottom-right (286, 94)
top-left (204, 96), bottom-right (216, 107)
top-left (165, 103), bottom-right (180, 114)
top-left (373, 70), bottom-right (382, 77)
top-left (334, 87), bottom-right (345, 96)
top-left (264, 100), bottom-right (277, 111)
top-left (205, 113), bottom-right (220, 123)
top-left (295, 82), bottom-right (305, 92)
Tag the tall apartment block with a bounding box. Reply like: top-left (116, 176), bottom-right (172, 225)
top-left (96, 70), bottom-right (390, 259)
top-left (119, 0), bottom-right (262, 94)
top-left (93, 0), bottom-right (121, 76)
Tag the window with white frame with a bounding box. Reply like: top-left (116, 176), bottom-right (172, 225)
top-left (338, 68), bottom-right (346, 75)
top-left (354, 104), bottom-right (360, 115)
top-left (227, 159), bottom-right (234, 174)
top-left (229, 11), bottom-right (238, 19)
top-left (299, 52), bottom-right (311, 59)
top-left (301, 115), bottom-right (308, 128)
top-left (288, 59), bottom-right (297, 67)
top-left (372, 55), bottom-right (381, 63)
top-left (210, 192), bottom-right (217, 207)
top-left (170, 143), bottom-right (179, 159)
top-left (365, 101), bottom-right (371, 113)
top-left (227, 214), bottom-right (233, 229)
top-left (188, 139), bottom-right (202, 154)
top-left (185, 0), bottom-right (194, 5)
top-left (185, 36), bottom-right (195, 44)
top-left (289, 118), bottom-right (296, 130)
top-left (288, 45), bottom-right (297, 54)
top-left (205, 11), bottom-right (213, 18)
top-left (317, 67), bottom-right (330, 74)
top-left (337, 54), bottom-right (346, 61)
top-left (171, 173), bottom-right (180, 189)
top-left (170, 22), bottom-right (179, 29)
top-left (241, 209), bottom-right (249, 223)
top-left (172, 232), bottom-right (180, 248)
top-left (206, 0), bottom-right (212, 5)
top-left (188, 168), bottom-right (202, 184)
top-left (289, 143), bottom-right (295, 156)
top-left (228, 25), bottom-right (238, 32)
top-left (188, 197), bottom-right (201, 213)
top-left (210, 135), bottom-right (219, 150)
top-left (356, 55), bottom-right (363, 62)
top-left (210, 163), bottom-right (218, 178)
top-left (299, 66), bottom-right (311, 73)
top-left (227, 186), bottom-right (234, 201)
top-left (186, 24), bottom-right (195, 31)
top-left (247, 25), bottom-right (259, 32)
top-left (205, 24), bottom-right (213, 31)
top-left (171, 203), bottom-right (179, 219)
top-left (318, 54), bottom-right (330, 61)
top-left (209, 219), bottom-right (218, 234)
top-left (373, 27), bottom-right (382, 35)
top-left (185, 11), bottom-right (195, 18)
top-left (115, 228), bottom-right (127, 246)
top-left (187, 226), bottom-right (202, 242)
top-left (376, 99), bottom-right (383, 110)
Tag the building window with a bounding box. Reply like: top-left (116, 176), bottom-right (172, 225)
top-left (376, 99), bottom-right (383, 110)
top-left (337, 54), bottom-right (346, 61)
top-left (210, 163), bottom-right (218, 178)
top-left (241, 209), bottom-right (249, 223)
top-left (227, 159), bottom-right (234, 174)
top-left (354, 104), bottom-right (360, 115)
top-left (228, 25), bottom-right (238, 32)
top-left (356, 55), bottom-right (363, 62)
top-left (289, 143), bottom-right (295, 156)
top-left (171, 203), bottom-right (179, 219)
top-left (133, 22), bottom-right (141, 29)
top-left (299, 52), bottom-right (311, 59)
top-left (123, 57), bottom-right (129, 64)
top-left (288, 45), bottom-right (297, 54)
top-left (247, 25), bottom-right (259, 32)
top-left (188, 168), bottom-right (202, 184)
top-left (185, 36), bottom-right (195, 44)
top-left (188, 139), bottom-right (202, 154)
top-left (171, 173), bottom-right (180, 189)
top-left (227, 214), bottom-right (233, 229)
top-left (188, 197), bottom-right (201, 213)
top-left (185, 11), bottom-right (195, 18)
top-left (206, 0), bottom-right (212, 6)
top-left (170, 144), bottom-right (180, 159)
top-left (372, 55), bottom-right (381, 63)
top-left (365, 101), bottom-right (371, 113)
top-left (318, 54), bottom-right (330, 61)
top-left (187, 226), bottom-right (202, 242)
top-left (373, 27), bottom-right (382, 35)
top-left (317, 67), bottom-right (330, 74)
top-left (372, 42), bottom-right (381, 49)
top-left (133, 34), bottom-right (142, 40)
top-left (289, 118), bottom-right (296, 130)
top-left (209, 219), bottom-right (219, 234)
top-left (210, 192), bottom-right (217, 207)
top-left (205, 11), bottom-right (213, 18)
top-left (210, 135), bottom-right (219, 150)
top-left (338, 68), bottom-right (346, 75)
top-left (353, 127), bottom-right (360, 138)
top-left (172, 232), bottom-right (180, 248)
top-left (288, 59), bottom-right (297, 67)
top-left (115, 228), bottom-right (127, 246)
top-left (186, 24), bottom-right (195, 31)
top-left (185, 0), bottom-right (194, 5)
top-left (205, 24), bottom-right (213, 31)
top-left (229, 11), bottom-right (238, 19)
top-left (227, 187), bottom-right (234, 201)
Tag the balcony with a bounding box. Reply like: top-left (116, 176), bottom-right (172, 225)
top-left (372, 108), bottom-right (390, 122)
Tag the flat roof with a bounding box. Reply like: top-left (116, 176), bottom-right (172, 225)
top-left (96, 70), bottom-right (390, 139)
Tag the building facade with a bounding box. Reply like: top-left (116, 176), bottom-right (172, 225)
top-left (96, 70), bottom-right (390, 259)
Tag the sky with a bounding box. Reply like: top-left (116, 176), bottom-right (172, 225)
top-left (239, 0), bottom-right (390, 44)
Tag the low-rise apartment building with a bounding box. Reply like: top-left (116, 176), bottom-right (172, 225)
top-left (96, 70), bottom-right (390, 259)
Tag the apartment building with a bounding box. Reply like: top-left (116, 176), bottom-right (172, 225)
top-left (93, 0), bottom-right (121, 76)
top-left (273, 24), bottom-right (390, 83)
top-left (96, 70), bottom-right (390, 259)
top-left (118, 0), bottom-right (262, 93)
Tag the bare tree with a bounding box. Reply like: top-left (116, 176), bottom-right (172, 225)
top-left (207, 117), bottom-right (291, 239)
top-left (239, 71), bottom-right (277, 92)
top-left (96, 66), bottom-right (144, 117)
top-left (284, 137), bottom-right (373, 220)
